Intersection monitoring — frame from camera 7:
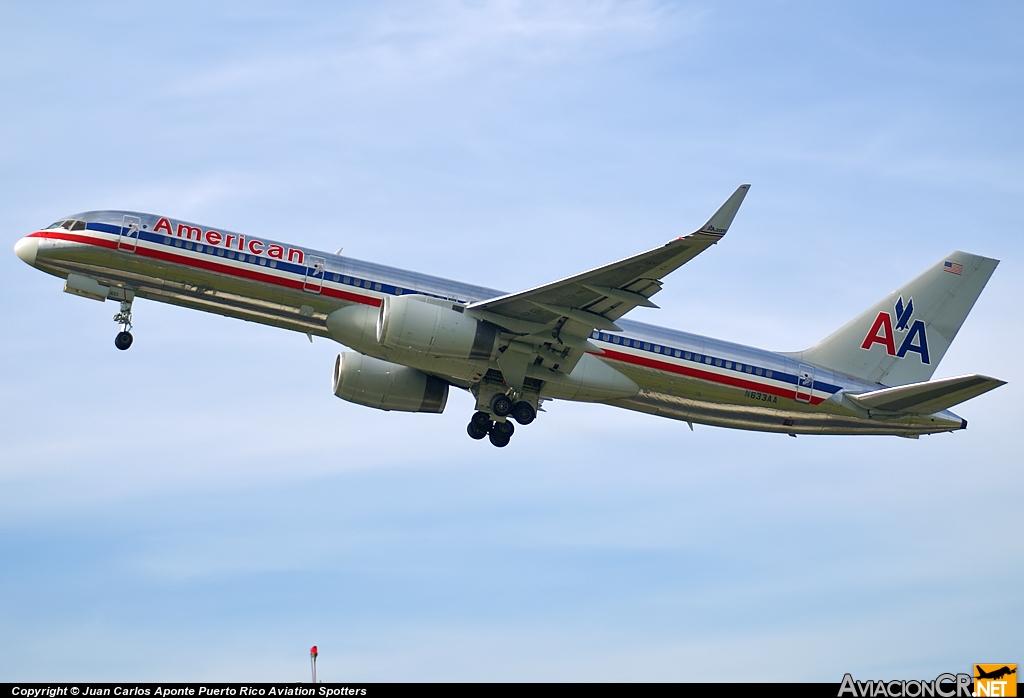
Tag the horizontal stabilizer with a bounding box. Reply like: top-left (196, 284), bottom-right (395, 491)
top-left (846, 374), bottom-right (1006, 414)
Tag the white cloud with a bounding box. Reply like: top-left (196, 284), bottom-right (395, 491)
top-left (172, 0), bottom-right (683, 98)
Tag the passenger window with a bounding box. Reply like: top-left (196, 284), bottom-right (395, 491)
top-left (756, 368), bottom-right (762, 376)
top-left (766, 370), bottom-right (773, 378)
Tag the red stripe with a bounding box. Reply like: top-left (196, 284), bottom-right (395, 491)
top-left (597, 347), bottom-right (824, 405)
top-left (29, 230), bottom-right (382, 307)
top-left (30, 230), bottom-right (118, 249)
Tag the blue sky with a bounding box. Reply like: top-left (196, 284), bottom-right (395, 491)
top-left (1, 0), bottom-right (1021, 681)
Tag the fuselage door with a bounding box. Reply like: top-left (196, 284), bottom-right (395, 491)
top-left (304, 256), bottom-right (326, 294)
top-left (118, 215), bottom-right (141, 252)
top-left (795, 364), bottom-right (814, 403)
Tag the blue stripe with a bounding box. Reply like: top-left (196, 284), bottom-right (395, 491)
top-left (86, 221), bottom-right (122, 235)
top-left (589, 331), bottom-right (842, 395)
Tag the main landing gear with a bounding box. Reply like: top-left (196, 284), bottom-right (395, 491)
top-left (466, 411), bottom-right (517, 447)
top-left (113, 298), bottom-right (134, 351)
top-left (465, 391), bottom-right (539, 448)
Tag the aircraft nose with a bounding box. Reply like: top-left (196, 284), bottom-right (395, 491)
top-left (14, 236), bottom-right (39, 266)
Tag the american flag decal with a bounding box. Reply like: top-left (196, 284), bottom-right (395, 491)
top-left (944, 261), bottom-right (963, 275)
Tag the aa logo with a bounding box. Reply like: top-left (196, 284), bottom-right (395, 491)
top-left (974, 664), bottom-right (1017, 697)
top-left (860, 295), bottom-right (930, 364)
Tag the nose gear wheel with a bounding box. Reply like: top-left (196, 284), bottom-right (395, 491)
top-left (112, 298), bottom-right (134, 350)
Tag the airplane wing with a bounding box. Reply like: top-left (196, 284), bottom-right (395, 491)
top-left (466, 185), bottom-right (750, 389)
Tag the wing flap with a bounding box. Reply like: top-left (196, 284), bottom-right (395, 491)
top-left (846, 374), bottom-right (1006, 413)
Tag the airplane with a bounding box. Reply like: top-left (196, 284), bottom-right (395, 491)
top-left (13, 185), bottom-right (1006, 447)
top-left (975, 666), bottom-right (1016, 681)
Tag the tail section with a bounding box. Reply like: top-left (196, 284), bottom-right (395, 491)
top-left (798, 251), bottom-right (999, 386)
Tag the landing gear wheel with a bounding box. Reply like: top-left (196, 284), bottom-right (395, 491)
top-left (488, 430), bottom-right (511, 448)
top-left (511, 401), bottom-right (536, 425)
top-left (468, 411), bottom-right (493, 440)
top-left (471, 411), bottom-right (492, 430)
top-left (488, 419), bottom-right (514, 447)
top-left (113, 298), bottom-right (135, 351)
top-left (490, 393), bottom-right (513, 417)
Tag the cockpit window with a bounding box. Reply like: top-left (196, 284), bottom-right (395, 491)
top-left (59, 220), bottom-right (75, 230)
top-left (45, 220), bottom-right (66, 229)
top-left (71, 220), bottom-right (86, 231)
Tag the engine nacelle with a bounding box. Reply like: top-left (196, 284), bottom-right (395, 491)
top-left (332, 352), bottom-right (448, 413)
top-left (377, 295), bottom-right (498, 360)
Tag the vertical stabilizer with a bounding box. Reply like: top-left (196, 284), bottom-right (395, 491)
top-left (797, 251), bottom-right (999, 386)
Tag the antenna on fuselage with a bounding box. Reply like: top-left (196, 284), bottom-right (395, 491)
top-left (334, 247), bottom-right (343, 255)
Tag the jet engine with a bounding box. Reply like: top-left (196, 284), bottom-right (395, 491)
top-left (332, 352), bottom-right (448, 413)
top-left (377, 295), bottom-right (498, 360)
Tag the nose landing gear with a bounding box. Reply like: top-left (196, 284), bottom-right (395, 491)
top-left (114, 331), bottom-right (133, 350)
top-left (113, 298), bottom-right (134, 351)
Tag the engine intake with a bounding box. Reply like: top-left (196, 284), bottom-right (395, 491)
top-left (377, 295), bottom-right (498, 360)
top-left (332, 352), bottom-right (448, 413)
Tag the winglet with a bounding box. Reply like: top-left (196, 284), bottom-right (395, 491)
top-left (693, 184), bottom-right (750, 239)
